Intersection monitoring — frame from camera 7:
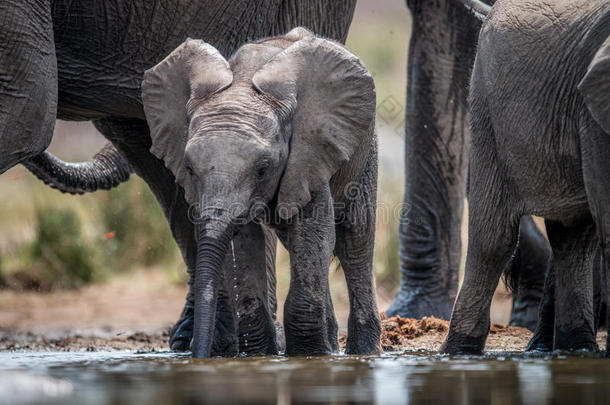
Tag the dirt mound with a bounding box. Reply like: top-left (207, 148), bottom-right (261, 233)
top-left (377, 314), bottom-right (540, 352)
top-left (380, 314), bottom-right (448, 351)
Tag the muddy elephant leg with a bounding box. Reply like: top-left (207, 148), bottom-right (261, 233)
top-left (526, 262), bottom-right (556, 352)
top-left (544, 218), bottom-right (597, 352)
top-left (441, 89), bottom-right (520, 354)
top-left (335, 147), bottom-right (381, 354)
top-left (0, 0), bottom-right (56, 173)
top-left (386, 1), bottom-right (480, 320)
top-left (441, 206), bottom-right (520, 354)
top-left (508, 217), bottom-right (551, 331)
top-left (277, 185), bottom-right (337, 356)
top-left (227, 222), bottom-right (278, 356)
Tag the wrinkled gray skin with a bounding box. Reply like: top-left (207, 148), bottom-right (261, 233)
top-left (442, 0), bottom-right (610, 354)
top-left (0, 0), bottom-right (356, 355)
top-left (142, 28), bottom-right (381, 358)
top-left (386, 0), bottom-right (551, 332)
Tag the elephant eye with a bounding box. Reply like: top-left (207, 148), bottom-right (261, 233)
top-left (256, 160), bottom-right (270, 178)
top-left (185, 164), bottom-right (194, 176)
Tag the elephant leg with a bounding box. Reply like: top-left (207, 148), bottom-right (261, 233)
top-left (334, 148), bottom-right (381, 354)
top-left (277, 185), bottom-right (336, 356)
top-left (386, 1), bottom-right (480, 320)
top-left (525, 261), bottom-right (556, 352)
top-left (211, 276), bottom-right (238, 356)
top-left (578, 120), bottom-right (610, 354)
top-left (0, 0), bottom-right (57, 173)
top-left (441, 207), bottom-right (519, 354)
top-left (441, 91), bottom-right (520, 354)
top-left (545, 218), bottom-right (597, 352)
top-left (593, 251), bottom-right (607, 330)
top-left (227, 222), bottom-right (278, 356)
top-left (508, 217), bottom-right (551, 331)
top-left (324, 286), bottom-right (339, 352)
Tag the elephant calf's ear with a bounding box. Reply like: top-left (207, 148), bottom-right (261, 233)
top-left (579, 36), bottom-right (610, 134)
top-left (141, 39), bottom-right (233, 203)
top-left (252, 37), bottom-right (376, 219)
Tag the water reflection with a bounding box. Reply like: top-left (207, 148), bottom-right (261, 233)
top-left (1, 351), bottom-right (610, 405)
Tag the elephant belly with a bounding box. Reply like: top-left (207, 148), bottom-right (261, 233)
top-left (498, 127), bottom-right (589, 222)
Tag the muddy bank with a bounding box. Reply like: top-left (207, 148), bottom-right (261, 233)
top-left (1, 271), bottom-right (604, 354)
top-left (0, 316), bottom-right (533, 353)
top-left (0, 329), bottom-right (170, 352)
top-left (2, 315), bottom-right (607, 353)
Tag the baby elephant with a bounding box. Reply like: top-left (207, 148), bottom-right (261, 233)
top-left (442, 0), bottom-right (610, 354)
top-left (142, 28), bottom-right (381, 358)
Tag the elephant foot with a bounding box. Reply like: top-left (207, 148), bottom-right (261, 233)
top-left (525, 313), bottom-right (553, 352)
top-left (169, 301), bottom-right (194, 352)
top-left (284, 323), bottom-right (335, 356)
top-left (554, 328), bottom-right (598, 352)
top-left (439, 330), bottom-right (487, 355)
top-left (525, 332), bottom-right (553, 352)
top-left (345, 316), bottom-right (382, 355)
top-left (509, 297), bottom-right (540, 331)
top-left (386, 288), bottom-right (454, 320)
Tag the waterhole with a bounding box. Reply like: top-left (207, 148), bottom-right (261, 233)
top-left (1, 351), bottom-right (609, 404)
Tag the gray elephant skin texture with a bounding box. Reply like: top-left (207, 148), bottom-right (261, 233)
top-left (442, 0), bottom-right (610, 355)
top-left (141, 28), bottom-right (382, 358)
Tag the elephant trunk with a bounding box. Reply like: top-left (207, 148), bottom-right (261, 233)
top-left (22, 143), bottom-right (131, 194)
top-left (191, 220), bottom-right (232, 358)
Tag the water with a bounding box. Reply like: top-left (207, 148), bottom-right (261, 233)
top-left (1, 351), bottom-right (610, 405)
top-left (230, 240), bottom-right (247, 351)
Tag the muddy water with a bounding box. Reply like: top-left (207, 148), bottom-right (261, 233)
top-left (1, 351), bottom-right (610, 405)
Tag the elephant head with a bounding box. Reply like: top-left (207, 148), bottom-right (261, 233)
top-left (141, 28), bottom-right (375, 358)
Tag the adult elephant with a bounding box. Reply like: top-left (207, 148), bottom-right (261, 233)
top-left (0, 0), bottom-right (356, 354)
top-left (386, 0), bottom-right (552, 331)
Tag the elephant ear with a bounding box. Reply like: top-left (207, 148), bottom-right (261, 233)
top-left (141, 39), bottom-right (233, 203)
top-left (252, 36), bottom-right (376, 219)
top-left (579, 36), bottom-right (610, 134)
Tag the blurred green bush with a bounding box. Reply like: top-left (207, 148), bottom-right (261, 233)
top-left (0, 177), bottom-right (183, 291)
top-left (99, 179), bottom-right (178, 268)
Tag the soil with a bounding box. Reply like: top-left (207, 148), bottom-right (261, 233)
top-left (376, 314), bottom-right (533, 352)
top-left (1, 271), bottom-right (606, 354)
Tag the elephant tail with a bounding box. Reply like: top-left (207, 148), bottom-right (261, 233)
top-left (22, 143), bottom-right (131, 194)
top-left (458, 0), bottom-right (491, 22)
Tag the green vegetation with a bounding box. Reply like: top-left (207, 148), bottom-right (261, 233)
top-left (99, 180), bottom-right (179, 268)
top-left (28, 207), bottom-right (98, 289)
top-left (0, 176), bottom-right (184, 291)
